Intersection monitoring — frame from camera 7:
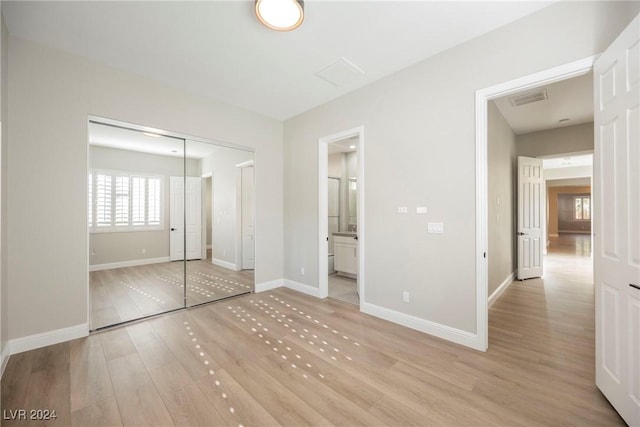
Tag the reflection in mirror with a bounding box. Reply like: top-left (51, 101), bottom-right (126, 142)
top-left (185, 139), bottom-right (255, 307)
top-left (88, 122), bottom-right (185, 330)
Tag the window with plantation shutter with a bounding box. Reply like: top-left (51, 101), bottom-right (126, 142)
top-left (89, 169), bottom-right (164, 232)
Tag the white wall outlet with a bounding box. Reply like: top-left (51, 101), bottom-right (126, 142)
top-left (223, 249), bottom-right (226, 256)
top-left (141, 248), bottom-right (146, 254)
top-left (397, 207), bottom-right (408, 214)
top-left (416, 207), bottom-right (427, 214)
top-left (91, 248), bottom-right (96, 255)
top-left (402, 291), bottom-right (410, 303)
top-left (427, 222), bottom-right (444, 234)
top-left (301, 267), bottom-right (305, 275)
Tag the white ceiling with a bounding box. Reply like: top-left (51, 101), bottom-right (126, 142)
top-left (493, 71), bottom-right (593, 135)
top-left (89, 122), bottom-right (223, 159)
top-left (3, 1), bottom-right (553, 121)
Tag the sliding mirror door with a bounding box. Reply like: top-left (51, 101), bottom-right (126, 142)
top-left (185, 139), bottom-right (255, 307)
top-left (88, 122), bottom-right (185, 329)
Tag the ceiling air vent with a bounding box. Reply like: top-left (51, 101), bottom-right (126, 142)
top-left (509, 89), bottom-right (548, 107)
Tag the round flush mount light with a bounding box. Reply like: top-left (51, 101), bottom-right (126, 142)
top-left (255, 0), bottom-right (304, 32)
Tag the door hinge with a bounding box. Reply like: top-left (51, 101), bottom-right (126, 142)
top-left (483, 252), bottom-right (487, 259)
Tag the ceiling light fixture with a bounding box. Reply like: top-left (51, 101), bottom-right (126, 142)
top-left (349, 145), bottom-right (356, 149)
top-left (143, 132), bottom-right (162, 138)
top-left (255, 0), bottom-right (304, 32)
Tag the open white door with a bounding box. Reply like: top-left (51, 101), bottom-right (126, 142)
top-left (169, 176), bottom-right (202, 261)
top-left (241, 166), bottom-right (255, 270)
top-left (517, 156), bottom-right (544, 280)
top-left (594, 15), bottom-right (640, 427)
top-left (169, 176), bottom-right (185, 261)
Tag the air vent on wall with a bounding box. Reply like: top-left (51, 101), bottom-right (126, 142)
top-left (509, 89), bottom-right (548, 107)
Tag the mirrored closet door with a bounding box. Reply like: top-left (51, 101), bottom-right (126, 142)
top-left (185, 139), bottom-right (255, 307)
top-left (88, 121), bottom-right (255, 330)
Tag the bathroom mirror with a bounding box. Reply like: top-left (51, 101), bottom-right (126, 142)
top-left (348, 177), bottom-right (357, 231)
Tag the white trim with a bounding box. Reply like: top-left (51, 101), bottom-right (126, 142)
top-left (212, 258), bottom-right (239, 271)
top-left (9, 323), bottom-right (89, 355)
top-left (283, 279), bottom-right (323, 298)
top-left (318, 126), bottom-right (365, 303)
top-left (361, 302), bottom-right (480, 350)
top-left (549, 233), bottom-right (559, 237)
top-left (89, 256), bottom-right (170, 272)
top-left (0, 345), bottom-right (10, 378)
top-left (488, 271), bottom-right (516, 308)
top-left (235, 159), bottom-right (254, 168)
top-left (559, 230), bottom-right (591, 234)
top-left (255, 279), bottom-right (283, 293)
top-left (475, 55), bottom-right (597, 352)
top-left (206, 244), bottom-right (212, 250)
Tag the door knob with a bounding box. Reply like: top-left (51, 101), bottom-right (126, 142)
top-left (517, 232), bottom-right (527, 236)
top-left (171, 228), bottom-right (176, 231)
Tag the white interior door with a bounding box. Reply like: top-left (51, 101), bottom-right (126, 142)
top-left (517, 156), bottom-right (544, 280)
top-left (241, 166), bottom-right (255, 269)
top-left (185, 177), bottom-right (202, 261)
top-left (594, 15), bottom-right (640, 427)
top-left (169, 176), bottom-right (184, 261)
top-left (170, 176), bottom-right (202, 261)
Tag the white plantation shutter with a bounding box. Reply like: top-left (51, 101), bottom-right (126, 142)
top-left (96, 174), bottom-right (112, 227)
top-left (131, 177), bottom-right (146, 225)
top-left (115, 175), bottom-right (129, 226)
top-left (88, 174), bottom-right (93, 228)
top-left (148, 178), bottom-right (161, 225)
top-left (89, 170), bottom-right (163, 232)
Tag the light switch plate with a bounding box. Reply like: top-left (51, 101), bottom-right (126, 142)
top-left (416, 207), bottom-right (427, 214)
top-left (427, 222), bottom-right (444, 234)
top-left (397, 207), bottom-right (408, 214)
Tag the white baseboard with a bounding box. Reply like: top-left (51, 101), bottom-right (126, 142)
top-left (488, 271), bottom-right (516, 308)
top-left (0, 344), bottom-right (10, 378)
top-left (255, 279), bottom-right (283, 293)
top-left (283, 279), bottom-right (323, 298)
top-left (90, 256), bottom-right (169, 272)
top-left (549, 233), bottom-right (559, 237)
top-left (9, 323), bottom-right (88, 355)
top-left (212, 258), bottom-right (239, 271)
top-left (361, 302), bottom-right (481, 350)
top-left (558, 230), bottom-right (591, 234)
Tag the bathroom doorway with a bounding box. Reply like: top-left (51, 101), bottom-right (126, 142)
top-left (318, 126), bottom-right (365, 306)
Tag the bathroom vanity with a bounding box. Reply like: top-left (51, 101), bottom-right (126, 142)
top-left (333, 232), bottom-right (358, 277)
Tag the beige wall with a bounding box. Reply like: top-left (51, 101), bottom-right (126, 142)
top-left (548, 185), bottom-right (592, 236)
top-left (487, 102), bottom-right (517, 296)
top-left (7, 37), bottom-right (283, 340)
top-left (517, 122), bottom-right (594, 157)
top-left (89, 145), bottom-right (200, 266)
top-left (283, 2), bottom-right (637, 334)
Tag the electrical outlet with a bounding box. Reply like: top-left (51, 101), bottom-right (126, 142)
top-left (403, 291), bottom-right (410, 303)
top-left (301, 267), bottom-right (305, 275)
top-left (91, 248), bottom-right (96, 255)
top-left (223, 249), bottom-right (226, 256)
top-left (141, 248), bottom-right (146, 254)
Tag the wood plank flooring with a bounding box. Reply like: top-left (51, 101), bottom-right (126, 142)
top-left (2, 234), bottom-right (623, 426)
top-left (90, 252), bottom-right (254, 330)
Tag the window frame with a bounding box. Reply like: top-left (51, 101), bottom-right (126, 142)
top-left (573, 195), bottom-right (591, 221)
top-left (89, 168), bottom-right (165, 233)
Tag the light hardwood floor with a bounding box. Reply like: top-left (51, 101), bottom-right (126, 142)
top-left (90, 251), bottom-right (254, 330)
top-left (2, 233), bottom-right (622, 426)
top-left (328, 274), bottom-right (359, 306)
